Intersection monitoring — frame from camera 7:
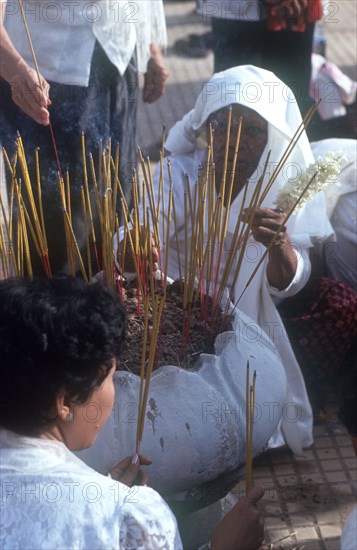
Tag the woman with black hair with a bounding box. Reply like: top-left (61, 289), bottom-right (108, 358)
top-left (0, 276), bottom-right (264, 549)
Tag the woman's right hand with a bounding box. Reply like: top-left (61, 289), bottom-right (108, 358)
top-left (10, 63), bottom-right (50, 125)
top-left (117, 228), bottom-right (159, 274)
top-left (1, 4), bottom-right (50, 125)
top-left (108, 454), bottom-right (152, 486)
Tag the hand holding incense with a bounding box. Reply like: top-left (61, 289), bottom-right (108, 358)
top-left (117, 227), bottom-right (159, 275)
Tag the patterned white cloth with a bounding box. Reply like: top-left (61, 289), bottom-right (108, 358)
top-left (0, 429), bottom-right (182, 549)
top-left (1, 0), bottom-right (167, 84)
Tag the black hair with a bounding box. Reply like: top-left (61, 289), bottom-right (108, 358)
top-left (0, 276), bottom-right (125, 436)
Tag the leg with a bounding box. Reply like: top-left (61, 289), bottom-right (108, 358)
top-left (211, 18), bottom-right (265, 73)
top-left (263, 23), bottom-right (315, 117)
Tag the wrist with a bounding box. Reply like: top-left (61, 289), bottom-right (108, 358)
top-left (108, 469), bottom-right (121, 482)
top-left (2, 56), bottom-right (28, 83)
top-left (149, 43), bottom-right (164, 61)
top-left (268, 233), bottom-right (293, 253)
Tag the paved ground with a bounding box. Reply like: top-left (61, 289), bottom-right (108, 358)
top-left (135, 2), bottom-right (356, 549)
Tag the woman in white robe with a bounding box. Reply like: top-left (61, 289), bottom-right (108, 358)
top-left (146, 65), bottom-right (334, 455)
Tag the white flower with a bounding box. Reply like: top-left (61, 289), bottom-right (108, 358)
top-left (274, 151), bottom-right (347, 213)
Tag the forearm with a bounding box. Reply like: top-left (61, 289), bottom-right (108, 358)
top-left (0, 6), bottom-right (28, 82)
top-left (268, 244), bottom-right (311, 298)
top-left (143, 43), bottom-right (169, 103)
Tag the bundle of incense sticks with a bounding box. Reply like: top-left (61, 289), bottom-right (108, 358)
top-left (0, 0), bottom-right (323, 478)
top-left (1, 138), bottom-right (51, 278)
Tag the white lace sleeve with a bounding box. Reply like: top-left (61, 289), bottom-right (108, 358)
top-left (119, 486), bottom-right (182, 549)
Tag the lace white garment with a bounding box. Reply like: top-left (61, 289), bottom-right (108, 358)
top-left (0, 429), bottom-right (182, 549)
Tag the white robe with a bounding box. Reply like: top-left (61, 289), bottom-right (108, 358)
top-left (0, 429), bottom-right (182, 550)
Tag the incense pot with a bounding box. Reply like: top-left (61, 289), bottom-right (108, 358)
top-left (77, 307), bottom-right (286, 508)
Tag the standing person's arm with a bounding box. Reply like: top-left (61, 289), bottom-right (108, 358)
top-left (142, 43), bottom-right (169, 104)
top-left (0, 2), bottom-right (50, 124)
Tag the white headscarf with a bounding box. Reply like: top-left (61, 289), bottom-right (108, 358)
top-left (166, 65), bottom-right (310, 154)
top-left (166, 65), bottom-right (333, 245)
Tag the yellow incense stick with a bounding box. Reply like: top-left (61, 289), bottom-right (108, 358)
top-left (14, 183), bottom-right (33, 278)
top-left (81, 133), bottom-right (98, 262)
top-left (63, 210), bottom-right (88, 282)
top-left (80, 186), bottom-right (92, 281)
top-left (89, 153), bottom-right (104, 229)
top-left (245, 367), bottom-right (257, 494)
top-left (258, 102), bottom-right (319, 206)
top-left (136, 295), bottom-right (150, 448)
top-left (34, 148), bottom-right (48, 251)
top-left (167, 161), bottom-right (182, 280)
top-left (245, 361), bottom-right (250, 494)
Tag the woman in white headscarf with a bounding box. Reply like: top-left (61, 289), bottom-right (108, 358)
top-left (151, 65), bottom-right (334, 454)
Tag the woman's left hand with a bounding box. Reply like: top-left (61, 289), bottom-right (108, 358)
top-left (242, 207), bottom-right (288, 248)
top-left (108, 454), bottom-right (152, 486)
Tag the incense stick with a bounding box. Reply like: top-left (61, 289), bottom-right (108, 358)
top-left (245, 364), bottom-right (256, 494)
